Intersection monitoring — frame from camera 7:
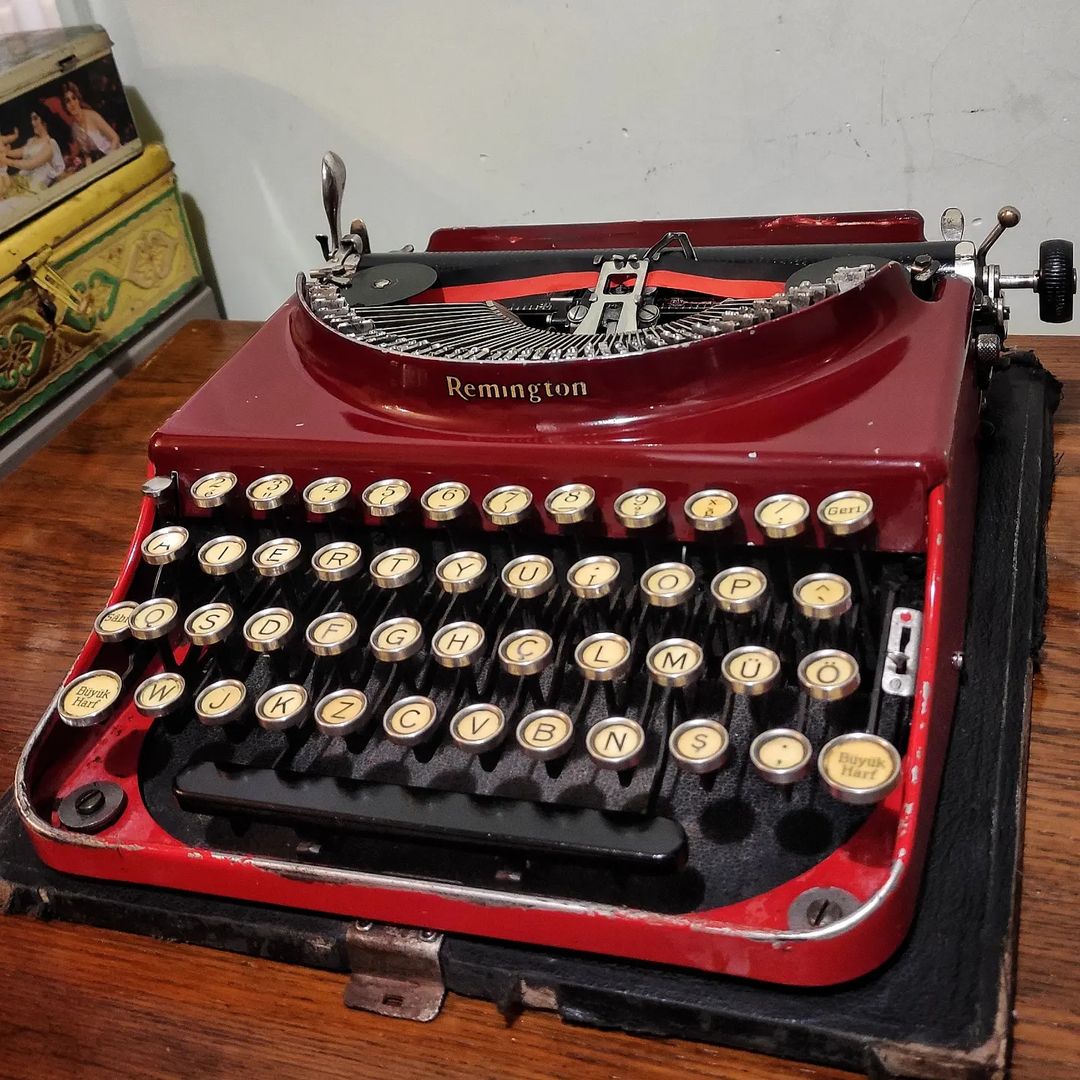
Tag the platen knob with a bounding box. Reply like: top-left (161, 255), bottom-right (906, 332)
top-left (1038, 239), bottom-right (1075, 323)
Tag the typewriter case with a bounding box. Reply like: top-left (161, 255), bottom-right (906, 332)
top-left (15, 201), bottom-right (1043, 991)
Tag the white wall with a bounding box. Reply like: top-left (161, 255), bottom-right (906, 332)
top-left (59, 0), bottom-right (1080, 334)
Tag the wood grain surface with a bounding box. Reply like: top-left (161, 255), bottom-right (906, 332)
top-left (0, 322), bottom-right (1076, 1080)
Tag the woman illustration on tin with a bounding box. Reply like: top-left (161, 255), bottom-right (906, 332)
top-left (61, 80), bottom-right (120, 160)
top-left (2, 110), bottom-right (66, 190)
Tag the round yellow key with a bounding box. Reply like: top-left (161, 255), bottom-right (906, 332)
top-left (246, 473), bottom-right (294, 511)
top-left (314, 689), bottom-right (369, 736)
top-left (305, 611), bottom-right (359, 656)
top-left (566, 555), bottom-right (621, 599)
top-left (669, 719), bottom-right (730, 774)
top-left (711, 566), bottom-right (769, 615)
top-left (383, 695), bottom-right (439, 746)
top-left (195, 679), bottom-right (247, 726)
top-left (684, 489), bottom-right (738, 532)
top-left (370, 617), bottom-right (424, 662)
top-left (516, 709), bottom-right (574, 761)
top-left (750, 728), bottom-right (813, 784)
top-left (450, 703), bottom-right (507, 753)
top-left (57, 669), bottom-right (123, 727)
top-left (614, 487), bottom-right (666, 529)
top-left (303, 476), bottom-right (351, 514)
top-left (133, 671), bottom-right (186, 718)
top-left (545, 483), bottom-right (595, 524)
top-left (754, 494), bottom-right (810, 539)
top-left (817, 490), bottom-right (874, 536)
top-left (482, 484), bottom-right (533, 525)
top-left (190, 471), bottom-right (237, 509)
top-left (420, 481), bottom-right (470, 521)
top-left (362, 479), bottom-right (411, 517)
top-left (435, 551), bottom-right (488, 594)
top-left (798, 649), bottom-right (861, 702)
top-left (255, 683), bottom-right (309, 731)
top-left (793, 573), bottom-right (852, 620)
top-left (818, 731), bottom-right (902, 804)
top-left (586, 717), bottom-right (646, 770)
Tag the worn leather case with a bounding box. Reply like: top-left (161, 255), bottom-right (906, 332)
top-left (0, 354), bottom-right (1059, 1080)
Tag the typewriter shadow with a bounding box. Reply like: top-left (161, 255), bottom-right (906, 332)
top-left (699, 798), bottom-right (755, 845)
top-left (775, 808), bottom-right (834, 856)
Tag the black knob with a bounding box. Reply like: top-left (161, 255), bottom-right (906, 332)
top-left (1038, 239), bottom-right (1074, 322)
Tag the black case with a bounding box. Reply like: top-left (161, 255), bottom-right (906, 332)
top-left (0, 355), bottom-right (1059, 1080)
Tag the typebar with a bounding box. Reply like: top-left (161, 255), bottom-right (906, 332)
top-left (175, 762), bottom-right (687, 869)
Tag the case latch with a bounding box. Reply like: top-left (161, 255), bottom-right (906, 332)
top-left (344, 921), bottom-right (446, 1021)
top-left (19, 246), bottom-right (87, 324)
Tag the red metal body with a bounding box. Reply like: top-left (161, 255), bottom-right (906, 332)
top-left (15, 210), bottom-right (982, 986)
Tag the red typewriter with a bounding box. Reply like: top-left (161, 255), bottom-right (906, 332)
top-left (14, 154), bottom-right (1075, 987)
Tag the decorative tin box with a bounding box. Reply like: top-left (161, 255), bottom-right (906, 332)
top-left (0, 24), bottom-right (141, 235)
top-left (0, 142), bottom-right (202, 438)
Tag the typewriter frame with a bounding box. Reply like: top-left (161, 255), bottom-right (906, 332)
top-left (14, 211), bottom-right (981, 985)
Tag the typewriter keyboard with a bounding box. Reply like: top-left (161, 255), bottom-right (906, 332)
top-left (76, 474), bottom-right (925, 913)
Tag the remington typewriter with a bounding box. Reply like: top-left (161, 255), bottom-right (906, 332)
top-left (13, 152), bottom-right (1075, 990)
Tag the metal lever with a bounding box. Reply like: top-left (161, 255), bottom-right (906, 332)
top-left (320, 150), bottom-right (347, 258)
top-left (977, 205), bottom-right (1020, 262)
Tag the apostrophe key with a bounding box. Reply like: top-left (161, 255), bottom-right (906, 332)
top-left (482, 484), bottom-right (533, 527)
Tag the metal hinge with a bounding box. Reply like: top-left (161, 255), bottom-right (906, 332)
top-left (344, 921), bottom-right (446, 1021)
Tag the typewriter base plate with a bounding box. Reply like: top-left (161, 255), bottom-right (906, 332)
top-left (1, 357), bottom-right (1057, 1079)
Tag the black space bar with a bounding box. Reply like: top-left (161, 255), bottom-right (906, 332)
top-left (175, 762), bottom-right (686, 870)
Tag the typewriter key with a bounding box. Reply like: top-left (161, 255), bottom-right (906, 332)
top-left (566, 554), bottom-right (620, 599)
top-left (195, 678), bottom-right (247, 726)
top-left (711, 566), bottom-right (768, 615)
top-left (435, 551), bottom-right (488, 594)
top-left (750, 728), bottom-right (813, 784)
top-left (306, 611), bottom-right (360, 656)
top-left (640, 562), bottom-right (696, 607)
top-left (184, 602), bottom-right (236, 646)
top-left (482, 484), bottom-right (533, 526)
top-left (311, 541), bottom-right (363, 582)
top-left (255, 683), bottom-right (310, 731)
top-left (450, 703), bottom-right (507, 753)
top-left (431, 621), bottom-right (485, 668)
top-left (498, 629), bottom-right (553, 676)
top-left (754, 494), bottom-right (810, 539)
top-left (129, 598), bottom-right (180, 641)
top-left (252, 537), bottom-right (302, 578)
top-left (57, 670), bottom-right (124, 727)
top-left (646, 638), bottom-right (704, 688)
top-left (198, 535), bottom-right (248, 576)
top-left (383, 695), bottom-right (439, 746)
top-left (94, 601), bottom-right (138, 643)
top-left (684, 489), bottom-right (739, 532)
top-left (574, 632), bottom-right (631, 681)
top-left (190, 471), bottom-right (238, 509)
top-left (361, 478), bottom-right (411, 517)
top-left (669, 719), bottom-right (731, 774)
top-left (370, 617), bottom-right (423, 662)
top-left (798, 649), bottom-right (861, 702)
top-left (544, 482), bottom-right (596, 525)
top-left (243, 608), bottom-right (295, 653)
top-left (614, 487), bottom-right (666, 529)
top-left (314, 689), bottom-right (369, 736)
top-left (516, 709), bottom-right (574, 761)
top-left (420, 481), bottom-right (470, 522)
top-left (303, 476), bottom-right (352, 515)
top-left (501, 554), bottom-right (555, 599)
top-left (817, 490), bottom-right (874, 536)
top-left (792, 573), bottom-right (853, 620)
top-left (246, 473), bottom-right (294, 511)
top-left (141, 525), bottom-right (190, 566)
top-left (818, 731), bottom-right (902, 805)
top-left (133, 671), bottom-right (187, 719)
top-left (370, 547), bottom-right (421, 589)
top-left (721, 645), bottom-right (781, 696)
top-left (586, 717), bottom-right (646, 770)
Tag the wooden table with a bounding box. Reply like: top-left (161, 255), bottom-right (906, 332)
top-left (0, 323), bottom-right (1076, 1080)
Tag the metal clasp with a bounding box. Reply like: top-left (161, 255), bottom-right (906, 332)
top-left (344, 921), bottom-right (446, 1021)
top-left (20, 246), bottom-right (87, 323)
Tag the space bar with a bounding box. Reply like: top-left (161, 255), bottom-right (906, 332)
top-left (175, 762), bottom-right (686, 870)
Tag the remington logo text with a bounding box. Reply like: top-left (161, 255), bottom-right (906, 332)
top-left (446, 376), bottom-right (588, 404)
